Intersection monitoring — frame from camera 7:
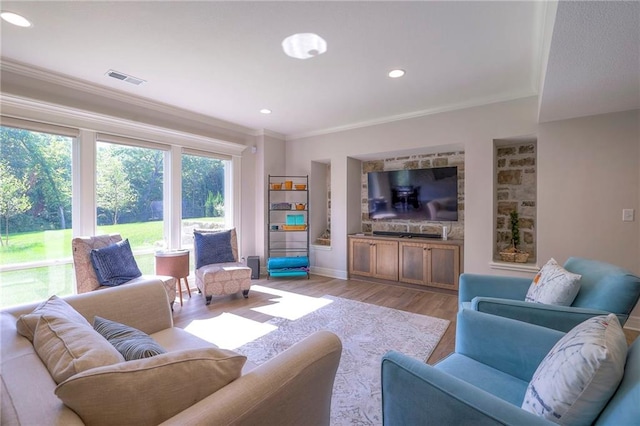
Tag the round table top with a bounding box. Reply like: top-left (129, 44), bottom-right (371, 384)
top-left (155, 249), bottom-right (189, 258)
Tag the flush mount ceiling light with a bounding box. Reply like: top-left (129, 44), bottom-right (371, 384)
top-left (388, 69), bottom-right (406, 78)
top-left (260, 109), bottom-right (272, 114)
top-left (282, 33), bottom-right (327, 60)
top-left (1, 11), bottom-right (32, 27)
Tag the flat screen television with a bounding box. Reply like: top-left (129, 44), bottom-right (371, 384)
top-left (367, 166), bottom-right (458, 221)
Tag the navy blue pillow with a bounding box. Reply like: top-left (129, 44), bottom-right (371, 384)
top-left (194, 230), bottom-right (235, 269)
top-left (90, 239), bottom-right (142, 286)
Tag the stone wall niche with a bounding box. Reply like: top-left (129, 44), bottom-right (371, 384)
top-left (361, 151), bottom-right (465, 238)
top-left (494, 139), bottom-right (537, 262)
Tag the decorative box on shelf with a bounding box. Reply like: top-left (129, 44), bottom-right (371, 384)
top-left (499, 250), bottom-right (530, 263)
top-left (282, 225), bottom-right (307, 231)
top-left (271, 202), bottom-right (292, 210)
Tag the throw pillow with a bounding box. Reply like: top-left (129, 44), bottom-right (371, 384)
top-left (94, 316), bottom-right (166, 361)
top-left (33, 313), bottom-right (124, 384)
top-left (525, 258), bottom-right (582, 305)
top-left (194, 230), bottom-right (235, 269)
top-left (521, 314), bottom-right (627, 425)
top-left (55, 347), bottom-right (247, 426)
top-left (16, 295), bottom-right (90, 342)
top-left (90, 238), bottom-right (142, 286)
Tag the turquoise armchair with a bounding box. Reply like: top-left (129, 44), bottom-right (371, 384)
top-left (381, 309), bottom-right (640, 426)
top-left (459, 257), bottom-right (640, 332)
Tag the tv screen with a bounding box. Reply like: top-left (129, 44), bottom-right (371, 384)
top-left (367, 166), bottom-right (458, 221)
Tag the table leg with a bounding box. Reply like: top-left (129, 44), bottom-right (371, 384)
top-left (184, 277), bottom-right (192, 298)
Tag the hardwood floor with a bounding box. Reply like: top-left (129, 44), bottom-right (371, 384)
top-left (172, 274), bottom-right (457, 363)
top-left (172, 274), bottom-right (638, 364)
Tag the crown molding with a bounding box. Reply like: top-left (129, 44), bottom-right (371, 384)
top-left (0, 58), bottom-right (257, 138)
top-left (252, 128), bottom-right (286, 140)
top-left (1, 93), bottom-right (248, 156)
top-left (286, 90), bottom-right (538, 141)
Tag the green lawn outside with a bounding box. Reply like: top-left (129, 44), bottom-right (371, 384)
top-left (0, 217), bottom-right (223, 308)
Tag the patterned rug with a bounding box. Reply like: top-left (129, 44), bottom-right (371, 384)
top-left (235, 295), bottom-right (450, 425)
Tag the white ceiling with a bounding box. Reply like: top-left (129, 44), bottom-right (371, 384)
top-left (1, 1), bottom-right (638, 139)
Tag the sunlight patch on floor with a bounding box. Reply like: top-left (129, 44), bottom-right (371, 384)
top-left (184, 313), bottom-right (277, 350)
top-left (249, 284), bottom-right (333, 320)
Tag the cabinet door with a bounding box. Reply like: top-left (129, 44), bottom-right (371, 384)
top-left (399, 242), bottom-right (427, 284)
top-left (372, 240), bottom-right (398, 281)
top-left (426, 244), bottom-right (460, 290)
top-left (349, 238), bottom-right (374, 277)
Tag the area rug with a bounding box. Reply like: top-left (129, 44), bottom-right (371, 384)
top-left (235, 295), bottom-right (450, 425)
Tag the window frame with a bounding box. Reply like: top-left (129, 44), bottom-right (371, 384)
top-left (0, 102), bottom-right (245, 304)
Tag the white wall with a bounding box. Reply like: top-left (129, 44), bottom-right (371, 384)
top-left (254, 134), bottom-right (286, 264)
top-left (537, 110), bottom-right (639, 272)
top-left (538, 110), bottom-right (640, 321)
top-left (286, 96), bottom-right (539, 277)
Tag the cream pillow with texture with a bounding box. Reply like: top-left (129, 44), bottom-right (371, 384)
top-left (521, 314), bottom-right (627, 425)
top-left (525, 258), bottom-right (582, 305)
top-left (55, 347), bottom-right (246, 426)
top-left (34, 314), bottom-right (124, 384)
top-left (16, 295), bottom-right (90, 342)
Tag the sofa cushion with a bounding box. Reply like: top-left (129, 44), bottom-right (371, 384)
top-left (525, 258), bottom-right (582, 305)
top-left (16, 295), bottom-right (90, 342)
top-left (94, 316), bottom-right (166, 361)
top-left (55, 347), bottom-right (246, 426)
top-left (90, 238), bottom-right (142, 286)
top-left (194, 229), bottom-right (235, 268)
top-left (34, 313), bottom-right (124, 384)
top-left (521, 314), bottom-right (627, 425)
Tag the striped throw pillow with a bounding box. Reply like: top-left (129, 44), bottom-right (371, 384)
top-left (94, 316), bottom-right (166, 361)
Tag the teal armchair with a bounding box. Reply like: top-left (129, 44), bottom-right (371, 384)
top-left (381, 309), bottom-right (640, 426)
top-left (459, 257), bottom-right (640, 332)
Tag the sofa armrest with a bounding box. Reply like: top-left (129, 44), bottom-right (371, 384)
top-left (471, 297), bottom-right (624, 332)
top-left (160, 330), bottom-right (342, 426)
top-left (381, 351), bottom-right (553, 426)
top-left (458, 273), bottom-right (531, 305)
top-left (455, 309), bottom-right (563, 381)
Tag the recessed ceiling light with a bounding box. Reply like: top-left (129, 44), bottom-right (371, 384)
top-left (1, 11), bottom-right (32, 27)
top-left (282, 33), bottom-right (327, 60)
top-left (260, 109), bottom-right (272, 114)
top-left (388, 69), bottom-right (406, 78)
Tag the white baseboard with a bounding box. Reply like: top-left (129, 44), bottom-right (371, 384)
top-left (309, 266), bottom-right (348, 280)
top-left (624, 315), bottom-right (640, 331)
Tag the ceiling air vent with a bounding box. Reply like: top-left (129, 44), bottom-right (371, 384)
top-left (105, 69), bottom-right (146, 86)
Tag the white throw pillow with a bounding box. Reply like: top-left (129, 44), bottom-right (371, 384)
top-left (525, 258), bottom-right (582, 305)
top-left (34, 313), bottom-right (125, 384)
top-left (16, 295), bottom-right (90, 342)
top-left (521, 314), bottom-right (627, 425)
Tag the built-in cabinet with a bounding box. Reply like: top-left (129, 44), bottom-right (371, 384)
top-left (349, 238), bottom-right (399, 281)
top-left (348, 235), bottom-right (462, 291)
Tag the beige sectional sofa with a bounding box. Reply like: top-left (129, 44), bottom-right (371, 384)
top-left (1, 280), bottom-right (342, 425)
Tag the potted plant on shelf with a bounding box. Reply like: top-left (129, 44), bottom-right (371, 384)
top-left (500, 210), bottom-right (530, 263)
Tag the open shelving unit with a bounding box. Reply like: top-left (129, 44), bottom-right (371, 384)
top-left (267, 175), bottom-right (310, 278)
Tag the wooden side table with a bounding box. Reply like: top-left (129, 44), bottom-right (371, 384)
top-left (155, 250), bottom-right (191, 306)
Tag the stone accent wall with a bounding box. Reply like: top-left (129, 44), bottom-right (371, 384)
top-left (495, 142), bottom-right (536, 261)
top-left (361, 151), bottom-right (465, 238)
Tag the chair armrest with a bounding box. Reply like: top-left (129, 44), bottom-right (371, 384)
top-left (381, 351), bottom-right (553, 426)
top-left (455, 309), bottom-right (563, 381)
top-left (471, 297), bottom-right (624, 332)
top-left (160, 331), bottom-right (342, 426)
top-left (458, 273), bottom-right (531, 305)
